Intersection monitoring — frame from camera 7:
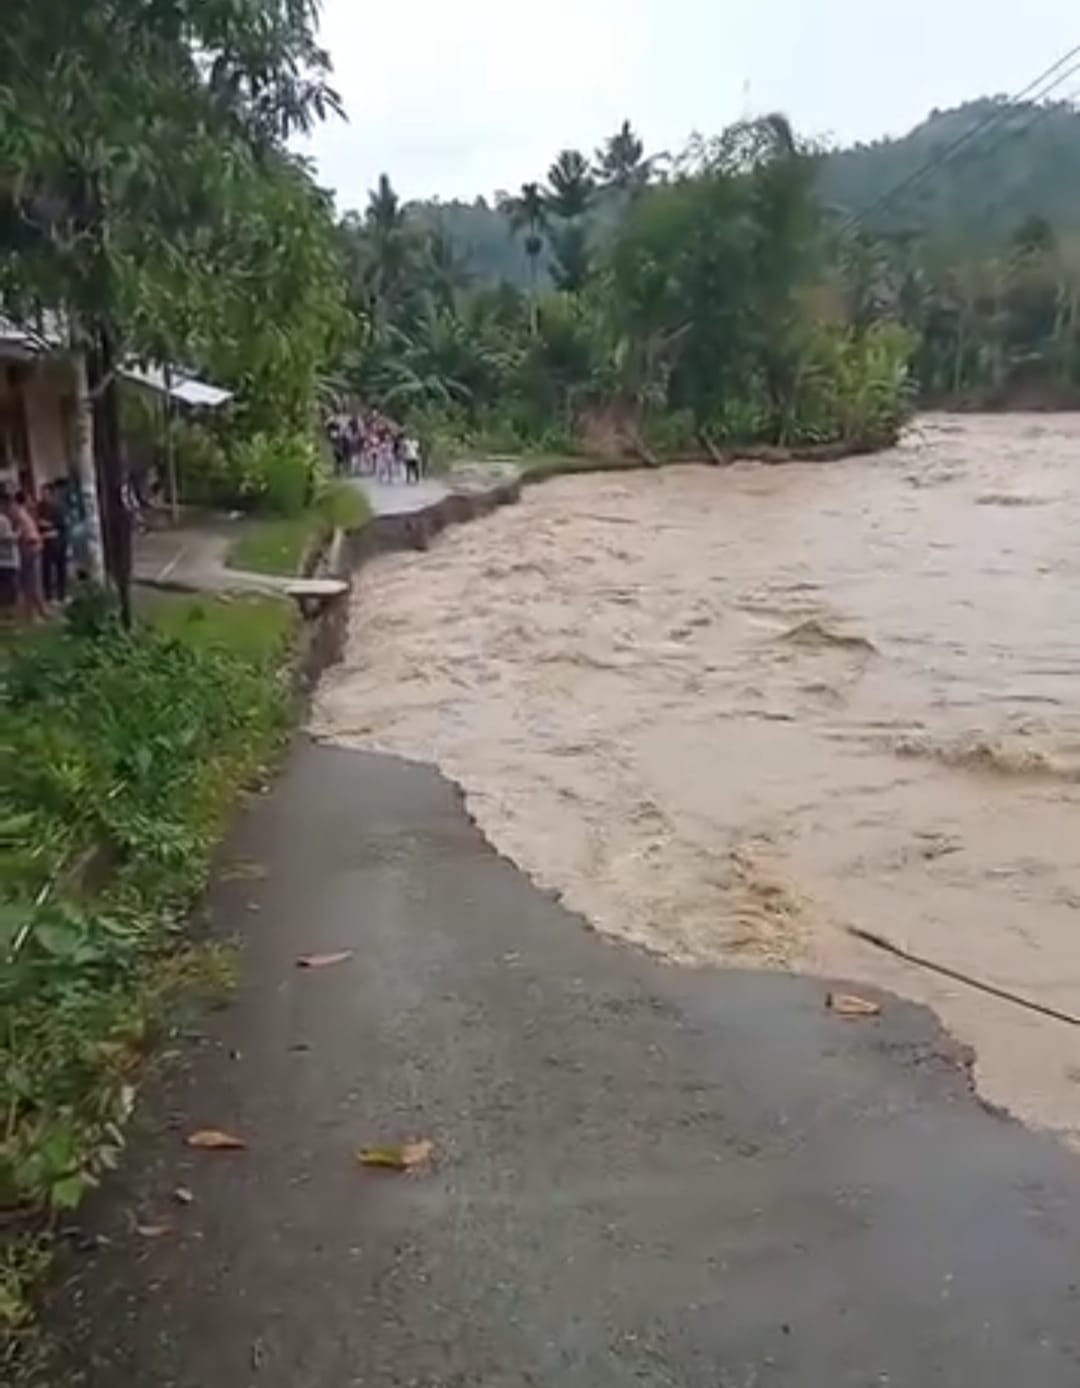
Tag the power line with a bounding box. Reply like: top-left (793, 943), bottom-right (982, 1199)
top-left (966, 82), bottom-right (1080, 233)
top-left (839, 43), bottom-right (1080, 236)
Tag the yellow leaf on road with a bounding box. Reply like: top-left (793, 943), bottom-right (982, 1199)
top-left (186, 1129), bottom-right (247, 1151)
top-left (827, 992), bottom-right (881, 1018)
top-left (357, 1139), bottom-right (434, 1171)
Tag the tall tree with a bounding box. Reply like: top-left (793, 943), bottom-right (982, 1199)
top-left (547, 149), bottom-right (595, 219)
top-left (0, 0), bottom-right (342, 621)
top-left (546, 150), bottom-right (595, 293)
top-left (498, 182), bottom-right (548, 330)
top-left (594, 120), bottom-right (654, 193)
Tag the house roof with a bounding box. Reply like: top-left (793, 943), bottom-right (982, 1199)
top-left (0, 312), bottom-right (232, 409)
top-left (121, 362), bottom-right (233, 410)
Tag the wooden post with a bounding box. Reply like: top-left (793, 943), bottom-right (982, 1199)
top-left (162, 360), bottom-right (179, 524)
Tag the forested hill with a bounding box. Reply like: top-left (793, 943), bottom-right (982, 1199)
top-left (819, 98), bottom-right (1080, 241)
top-left (402, 99), bottom-right (1080, 286)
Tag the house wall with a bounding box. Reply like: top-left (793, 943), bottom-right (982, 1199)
top-left (0, 356), bottom-right (74, 492)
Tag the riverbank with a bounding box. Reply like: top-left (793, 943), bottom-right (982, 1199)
top-left (28, 741), bottom-right (1080, 1385)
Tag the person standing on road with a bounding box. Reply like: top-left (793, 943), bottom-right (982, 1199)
top-left (403, 433), bottom-right (422, 484)
top-left (37, 480), bottom-right (69, 605)
top-left (8, 487), bottom-right (45, 621)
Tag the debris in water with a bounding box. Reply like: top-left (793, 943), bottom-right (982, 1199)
top-left (780, 619), bottom-right (877, 654)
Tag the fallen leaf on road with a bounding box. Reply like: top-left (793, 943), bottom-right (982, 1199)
top-left (221, 859), bottom-right (268, 882)
top-left (357, 1139), bottom-right (435, 1171)
top-left (296, 950), bottom-right (353, 970)
top-left (826, 992), bottom-right (881, 1018)
top-left (186, 1129), bottom-right (247, 1151)
top-left (173, 1186), bottom-right (195, 1206)
top-left (135, 1222), bottom-right (171, 1238)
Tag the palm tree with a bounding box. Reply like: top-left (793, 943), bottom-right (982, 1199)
top-left (498, 181), bottom-right (548, 331)
top-left (361, 173), bottom-right (412, 321)
top-left (594, 120), bottom-right (653, 193)
top-left (546, 149), bottom-right (595, 292)
top-left (546, 149), bottom-right (594, 219)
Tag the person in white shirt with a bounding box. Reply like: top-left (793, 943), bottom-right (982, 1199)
top-left (403, 435), bottom-right (422, 484)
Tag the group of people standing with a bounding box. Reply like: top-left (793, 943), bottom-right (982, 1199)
top-left (0, 477), bottom-right (83, 622)
top-left (327, 410), bottom-right (423, 485)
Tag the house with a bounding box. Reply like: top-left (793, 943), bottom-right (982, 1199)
top-left (0, 313), bottom-right (232, 504)
top-left (0, 318), bottom-right (77, 495)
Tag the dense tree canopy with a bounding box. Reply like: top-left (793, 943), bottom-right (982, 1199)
top-left (0, 0), bottom-right (346, 608)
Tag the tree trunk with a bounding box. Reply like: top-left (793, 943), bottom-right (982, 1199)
top-left (163, 360), bottom-right (180, 524)
top-left (68, 340), bottom-right (106, 583)
top-left (90, 324), bottom-right (132, 628)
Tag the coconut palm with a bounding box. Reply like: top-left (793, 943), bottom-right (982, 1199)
top-left (546, 149), bottom-right (594, 219)
top-left (498, 181), bottom-right (549, 330)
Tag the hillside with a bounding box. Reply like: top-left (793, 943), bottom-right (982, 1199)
top-left (400, 99), bottom-right (1080, 286)
top-left (819, 98), bottom-right (1080, 241)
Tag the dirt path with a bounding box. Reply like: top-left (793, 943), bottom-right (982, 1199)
top-left (312, 415), bottom-right (1080, 1139)
top-left (38, 744), bottom-right (1080, 1385)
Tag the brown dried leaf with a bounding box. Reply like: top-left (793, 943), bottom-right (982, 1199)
top-left (357, 1138), bottom-right (435, 1171)
top-left (186, 1129), bottom-right (247, 1151)
top-left (827, 992), bottom-right (881, 1019)
top-left (296, 950), bottom-right (353, 970)
top-left (221, 859), bottom-right (268, 882)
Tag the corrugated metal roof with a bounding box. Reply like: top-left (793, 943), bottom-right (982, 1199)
top-left (121, 362), bottom-right (233, 410)
top-left (0, 309), bottom-right (233, 409)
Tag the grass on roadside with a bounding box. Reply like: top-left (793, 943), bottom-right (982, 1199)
top-left (137, 590), bottom-right (297, 666)
top-left (225, 481), bottom-right (371, 576)
top-left (1, 590), bottom-right (296, 1352)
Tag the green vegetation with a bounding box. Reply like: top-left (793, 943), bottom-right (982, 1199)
top-left (336, 116), bottom-right (915, 457)
top-left (138, 591), bottom-right (297, 664)
top-left (0, 0), bottom-right (347, 615)
top-left (226, 481), bottom-right (371, 577)
top-left (359, 98), bottom-right (1080, 425)
top-left (0, 593), bottom-right (294, 1343)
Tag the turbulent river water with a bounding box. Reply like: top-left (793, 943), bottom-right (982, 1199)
top-left (312, 414), bottom-right (1080, 1139)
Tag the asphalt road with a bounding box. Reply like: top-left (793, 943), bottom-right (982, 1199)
top-left (41, 742), bottom-right (1080, 1386)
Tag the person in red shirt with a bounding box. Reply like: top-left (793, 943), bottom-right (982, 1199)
top-left (11, 488), bottom-right (45, 621)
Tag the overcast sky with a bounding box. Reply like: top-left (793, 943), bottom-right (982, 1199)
top-left (304, 1), bottom-right (1078, 213)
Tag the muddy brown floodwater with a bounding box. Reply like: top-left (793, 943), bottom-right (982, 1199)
top-left (312, 414), bottom-right (1080, 1140)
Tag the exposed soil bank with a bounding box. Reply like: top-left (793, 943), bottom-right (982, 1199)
top-left (313, 412), bottom-right (1080, 1140)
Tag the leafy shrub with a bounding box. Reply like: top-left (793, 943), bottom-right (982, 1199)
top-left (173, 421), bottom-right (237, 506)
top-left (641, 409), bottom-right (698, 454)
top-left (0, 610), bottom-right (291, 1219)
top-left (232, 431), bottom-right (324, 516)
top-left (786, 322), bottom-right (916, 447)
